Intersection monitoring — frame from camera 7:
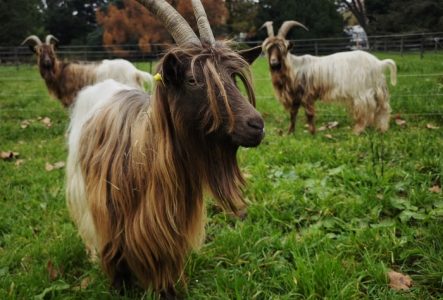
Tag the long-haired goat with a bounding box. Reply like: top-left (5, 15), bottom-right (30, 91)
top-left (261, 21), bottom-right (397, 134)
top-left (22, 35), bottom-right (153, 107)
top-left (66, 0), bottom-right (264, 296)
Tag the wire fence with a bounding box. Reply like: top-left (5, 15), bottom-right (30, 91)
top-left (1, 32), bottom-right (443, 65)
top-left (1, 32), bottom-right (443, 119)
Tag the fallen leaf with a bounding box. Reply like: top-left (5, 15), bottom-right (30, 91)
top-left (388, 270), bottom-right (412, 291)
top-left (15, 159), bottom-right (25, 166)
top-left (47, 260), bottom-right (59, 281)
top-left (1, 151), bottom-right (19, 160)
top-left (324, 134), bottom-right (334, 139)
top-left (41, 117), bottom-right (52, 128)
top-left (318, 126), bottom-right (327, 132)
top-left (394, 115), bottom-right (407, 127)
top-left (327, 121), bottom-right (339, 129)
top-left (20, 120), bottom-right (31, 129)
top-left (426, 124), bottom-right (440, 130)
top-left (430, 185), bottom-right (442, 194)
top-left (80, 276), bottom-right (92, 289)
top-left (45, 161), bottom-right (65, 172)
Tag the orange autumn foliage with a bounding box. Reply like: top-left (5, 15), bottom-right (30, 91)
top-left (96, 0), bottom-right (227, 56)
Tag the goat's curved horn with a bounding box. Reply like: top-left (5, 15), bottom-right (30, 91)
top-left (45, 35), bottom-right (59, 45)
top-left (260, 21), bottom-right (275, 37)
top-left (278, 21), bottom-right (308, 38)
top-left (21, 35), bottom-right (43, 46)
top-left (192, 0), bottom-right (215, 45)
top-left (136, 0), bottom-right (201, 46)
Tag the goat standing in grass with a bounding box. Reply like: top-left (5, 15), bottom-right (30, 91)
top-left (262, 21), bottom-right (397, 135)
top-left (22, 35), bottom-right (153, 107)
top-left (66, 0), bottom-right (264, 296)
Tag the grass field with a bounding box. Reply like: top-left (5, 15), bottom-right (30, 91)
top-left (0, 52), bottom-right (443, 299)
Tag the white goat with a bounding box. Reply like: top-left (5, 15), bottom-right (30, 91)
top-left (262, 21), bottom-right (397, 134)
top-left (22, 35), bottom-right (153, 107)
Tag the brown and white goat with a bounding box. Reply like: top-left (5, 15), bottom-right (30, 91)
top-left (66, 0), bottom-right (264, 296)
top-left (262, 21), bottom-right (397, 135)
top-left (22, 35), bottom-right (153, 107)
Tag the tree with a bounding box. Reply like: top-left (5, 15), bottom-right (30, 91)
top-left (96, 0), bottom-right (228, 55)
top-left (366, 0), bottom-right (443, 34)
top-left (43, 0), bottom-right (107, 45)
top-left (0, 0), bottom-right (43, 46)
top-left (255, 0), bottom-right (344, 40)
top-left (225, 0), bottom-right (259, 38)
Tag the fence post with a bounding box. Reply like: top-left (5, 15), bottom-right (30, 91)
top-left (400, 37), bottom-right (404, 56)
top-left (15, 48), bottom-right (19, 71)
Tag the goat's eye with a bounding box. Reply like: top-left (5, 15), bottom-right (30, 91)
top-left (186, 77), bottom-right (197, 86)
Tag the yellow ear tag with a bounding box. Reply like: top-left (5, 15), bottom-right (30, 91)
top-left (154, 73), bottom-right (164, 85)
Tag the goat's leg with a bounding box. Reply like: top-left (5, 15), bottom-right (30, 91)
top-left (287, 102), bottom-right (301, 134)
top-left (352, 99), bottom-right (370, 135)
top-left (305, 101), bottom-right (316, 135)
top-left (374, 88), bottom-right (391, 132)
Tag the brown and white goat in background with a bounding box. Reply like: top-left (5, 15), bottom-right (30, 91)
top-left (261, 21), bottom-right (397, 135)
top-left (22, 35), bottom-right (153, 107)
top-left (66, 0), bottom-right (264, 296)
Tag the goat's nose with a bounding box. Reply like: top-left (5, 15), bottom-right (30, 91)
top-left (270, 58), bottom-right (279, 65)
top-left (247, 117), bottom-right (265, 132)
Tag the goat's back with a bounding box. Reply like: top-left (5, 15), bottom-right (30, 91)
top-left (97, 59), bottom-right (151, 90)
top-left (292, 50), bottom-right (392, 99)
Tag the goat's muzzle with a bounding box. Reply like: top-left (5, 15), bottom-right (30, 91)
top-left (236, 115), bottom-right (265, 148)
top-left (270, 59), bottom-right (281, 71)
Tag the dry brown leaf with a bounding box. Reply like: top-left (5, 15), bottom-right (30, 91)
top-left (72, 276), bottom-right (93, 291)
top-left (47, 260), bottom-right (59, 281)
top-left (324, 134), bottom-right (334, 139)
top-left (1, 151), bottom-right (19, 160)
top-left (327, 121), bottom-right (339, 129)
top-left (429, 185), bottom-right (442, 194)
top-left (395, 118), bottom-right (406, 126)
top-left (426, 123), bottom-right (440, 130)
top-left (394, 115), bottom-right (407, 127)
top-left (15, 159), bottom-right (25, 166)
top-left (45, 161), bottom-right (65, 172)
top-left (388, 270), bottom-right (412, 291)
top-left (41, 117), bottom-right (52, 128)
top-left (20, 120), bottom-right (31, 129)
top-left (81, 276), bottom-right (92, 289)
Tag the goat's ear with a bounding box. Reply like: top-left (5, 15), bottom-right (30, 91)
top-left (161, 52), bottom-right (184, 86)
top-left (287, 41), bottom-right (294, 51)
top-left (238, 45), bottom-right (262, 65)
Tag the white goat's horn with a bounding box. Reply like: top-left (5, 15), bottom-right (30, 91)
top-left (22, 35), bottom-right (43, 46)
top-left (45, 35), bottom-right (59, 45)
top-left (192, 0), bottom-right (215, 45)
top-left (260, 21), bottom-right (275, 37)
top-left (278, 20), bottom-right (308, 38)
top-left (136, 0), bottom-right (201, 46)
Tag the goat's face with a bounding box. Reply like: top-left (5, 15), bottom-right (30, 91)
top-left (159, 44), bottom-right (264, 148)
top-left (263, 37), bottom-right (291, 71)
top-left (35, 44), bottom-right (57, 76)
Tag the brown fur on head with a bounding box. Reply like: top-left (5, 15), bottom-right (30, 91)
top-left (22, 35), bottom-right (60, 79)
top-left (75, 41), bottom-right (263, 293)
top-left (261, 20), bottom-right (308, 72)
top-left (262, 37), bottom-right (292, 71)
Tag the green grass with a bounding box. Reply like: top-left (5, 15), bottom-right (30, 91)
top-left (1, 53), bottom-right (442, 299)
